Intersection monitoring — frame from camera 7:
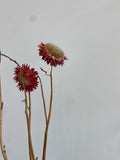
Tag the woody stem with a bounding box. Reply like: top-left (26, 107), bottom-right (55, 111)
top-left (0, 52), bottom-right (20, 66)
top-left (24, 91), bottom-right (35, 160)
top-left (38, 76), bottom-right (47, 125)
top-left (42, 67), bottom-right (53, 160)
top-left (0, 79), bottom-right (8, 160)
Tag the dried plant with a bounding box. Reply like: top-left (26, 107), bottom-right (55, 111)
top-left (0, 42), bottom-right (67, 160)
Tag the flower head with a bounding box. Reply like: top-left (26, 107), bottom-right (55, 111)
top-left (14, 64), bottom-right (39, 92)
top-left (38, 42), bottom-right (67, 67)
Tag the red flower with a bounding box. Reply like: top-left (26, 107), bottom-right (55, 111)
top-left (14, 64), bottom-right (39, 92)
top-left (38, 42), bottom-right (67, 67)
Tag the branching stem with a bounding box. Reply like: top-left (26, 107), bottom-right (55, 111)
top-left (24, 91), bottom-right (35, 160)
top-left (42, 67), bottom-right (53, 160)
top-left (0, 52), bottom-right (20, 66)
top-left (38, 76), bottom-right (47, 125)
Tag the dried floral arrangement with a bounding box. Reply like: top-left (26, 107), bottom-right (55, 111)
top-left (0, 42), bottom-right (67, 160)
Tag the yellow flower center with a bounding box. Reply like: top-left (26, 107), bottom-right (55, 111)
top-left (18, 73), bottom-right (29, 86)
top-left (45, 43), bottom-right (64, 59)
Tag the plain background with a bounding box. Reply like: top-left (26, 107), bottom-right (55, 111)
top-left (0, 0), bottom-right (120, 159)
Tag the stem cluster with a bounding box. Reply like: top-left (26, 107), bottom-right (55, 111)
top-left (0, 52), bottom-right (54, 160)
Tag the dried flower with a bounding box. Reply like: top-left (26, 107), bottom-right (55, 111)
top-left (14, 64), bottom-right (39, 92)
top-left (38, 42), bottom-right (67, 67)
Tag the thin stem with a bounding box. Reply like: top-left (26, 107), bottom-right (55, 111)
top-left (40, 68), bottom-right (50, 76)
top-left (0, 78), bottom-right (8, 160)
top-left (47, 67), bottom-right (53, 129)
top-left (28, 92), bottom-right (36, 160)
top-left (0, 52), bottom-right (20, 66)
top-left (24, 91), bottom-right (32, 160)
top-left (42, 67), bottom-right (53, 160)
top-left (24, 91), bottom-right (35, 160)
top-left (28, 92), bottom-right (31, 130)
top-left (0, 50), bottom-right (1, 63)
top-left (38, 76), bottom-right (47, 124)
